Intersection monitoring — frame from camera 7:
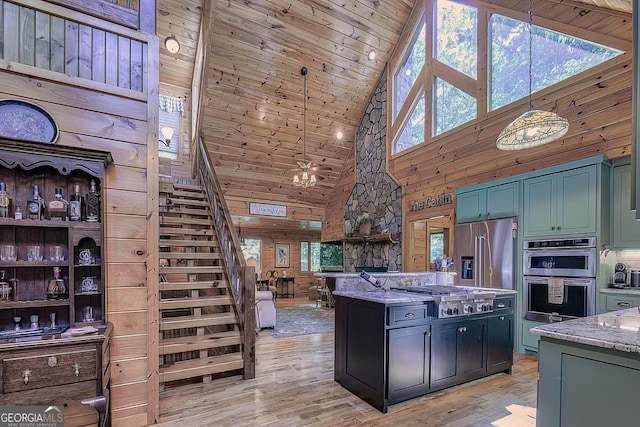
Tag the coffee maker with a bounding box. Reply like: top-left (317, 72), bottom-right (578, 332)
top-left (614, 263), bottom-right (628, 285)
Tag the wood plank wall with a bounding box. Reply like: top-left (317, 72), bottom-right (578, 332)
top-left (0, 0), bottom-right (145, 92)
top-left (0, 1), bottom-right (159, 426)
top-left (323, 0), bottom-right (633, 252)
top-left (243, 228), bottom-right (322, 296)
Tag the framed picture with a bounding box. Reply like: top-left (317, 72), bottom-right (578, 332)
top-left (275, 243), bottom-right (289, 268)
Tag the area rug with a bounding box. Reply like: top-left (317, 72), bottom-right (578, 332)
top-left (270, 303), bottom-right (335, 338)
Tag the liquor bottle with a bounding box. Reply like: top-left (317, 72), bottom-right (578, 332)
top-left (69, 184), bottom-right (84, 221)
top-left (0, 182), bottom-right (11, 218)
top-left (47, 267), bottom-right (66, 300)
top-left (48, 188), bottom-right (69, 221)
top-left (27, 185), bottom-right (45, 220)
top-left (86, 179), bottom-right (100, 222)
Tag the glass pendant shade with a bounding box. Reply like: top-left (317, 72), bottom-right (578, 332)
top-left (496, 110), bottom-right (569, 150)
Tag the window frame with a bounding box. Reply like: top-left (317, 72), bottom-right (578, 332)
top-left (300, 241), bottom-right (321, 272)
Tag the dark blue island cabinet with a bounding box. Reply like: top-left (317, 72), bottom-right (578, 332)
top-left (334, 293), bottom-right (515, 413)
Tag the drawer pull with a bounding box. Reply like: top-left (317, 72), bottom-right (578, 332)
top-left (499, 316), bottom-right (505, 320)
top-left (22, 369), bottom-right (31, 385)
top-left (496, 303), bottom-right (506, 308)
top-left (73, 363), bottom-right (81, 377)
top-left (617, 302), bottom-right (632, 307)
top-left (48, 356), bottom-right (58, 367)
top-left (404, 312), bottom-right (416, 318)
top-left (458, 327), bottom-right (467, 333)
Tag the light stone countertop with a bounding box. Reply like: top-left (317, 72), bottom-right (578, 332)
top-left (600, 287), bottom-right (640, 296)
top-left (530, 307), bottom-right (640, 353)
top-left (333, 286), bottom-right (516, 304)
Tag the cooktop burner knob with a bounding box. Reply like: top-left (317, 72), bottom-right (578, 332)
top-left (453, 307), bottom-right (459, 315)
top-left (467, 306), bottom-right (474, 314)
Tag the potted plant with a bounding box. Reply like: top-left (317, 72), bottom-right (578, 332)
top-left (356, 213), bottom-right (375, 236)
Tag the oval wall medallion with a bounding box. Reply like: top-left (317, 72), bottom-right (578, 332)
top-left (0, 99), bottom-right (59, 143)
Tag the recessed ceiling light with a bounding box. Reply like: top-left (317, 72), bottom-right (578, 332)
top-left (336, 131), bottom-right (343, 139)
top-left (368, 50), bottom-right (376, 61)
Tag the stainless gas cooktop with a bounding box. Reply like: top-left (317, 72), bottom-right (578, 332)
top-left (391, 285), bottom-right (496, 318)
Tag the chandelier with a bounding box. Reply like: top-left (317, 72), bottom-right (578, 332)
top-left (496, 0), bottom-right (569, 150)
top-left (292, 67), bottom-right (317, 188)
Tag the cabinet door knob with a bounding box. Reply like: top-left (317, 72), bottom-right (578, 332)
top-left (48, 356), bottom-right (58, 367)
top-left (22, 369), bottom-right (32, 384)
top-left (551, 226), bottom-right (556, 230)
top-left (425, 331), bottom-right (431, 337)
top-left (557, 226), bottom-right (561, 230)
top-left (478, 213), bottom-right (482, 217)
top-left (73, 363), bottom-right (81, 377)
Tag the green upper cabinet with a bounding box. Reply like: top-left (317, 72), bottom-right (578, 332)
top-left (456, 182), bottom-right (519, 223)
top-left (523, 166), bottom-right (598, 238)
top-left (612, 163), bottom-right (640, 248)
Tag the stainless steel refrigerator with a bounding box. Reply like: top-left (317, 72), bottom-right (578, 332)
top-left (453, 218), bottom-right (517, 289)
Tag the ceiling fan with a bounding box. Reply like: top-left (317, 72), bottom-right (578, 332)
top-left (291, 66), bottom-right (332, 187)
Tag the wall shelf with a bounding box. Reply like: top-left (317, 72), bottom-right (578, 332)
top-left (343, 233), bottom-right (399, 244)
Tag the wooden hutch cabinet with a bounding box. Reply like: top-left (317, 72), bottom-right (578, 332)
top-left (0, 140), bottom-right (112, 425)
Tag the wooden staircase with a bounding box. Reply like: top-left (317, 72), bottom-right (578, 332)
top-left (158, 179), bottom-right (244, 386)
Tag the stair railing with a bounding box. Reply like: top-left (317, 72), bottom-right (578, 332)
top-left (196, 135), bottom-right (256, 379)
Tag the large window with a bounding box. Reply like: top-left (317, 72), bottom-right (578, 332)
top-left (242, 238), bottom-right (261, 276)
top-left (301, 241), bottom-right (321, 272)
top-left (489, 14), bottom-right (622, 111)
top-left (159, 95), bottom-right (185, 160)
top-left (390, 0), bottom-right (623, 155)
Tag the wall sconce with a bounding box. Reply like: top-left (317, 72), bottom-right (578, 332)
top-left (160, 126), bottom-right (174, 147)
top-left (164, 35), bottom-right (180, 54)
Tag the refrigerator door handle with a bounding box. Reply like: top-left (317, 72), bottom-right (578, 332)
top-left (478, 235), bottom-right (486, 287)
top-left (473, 236), bottom-right (480, 287)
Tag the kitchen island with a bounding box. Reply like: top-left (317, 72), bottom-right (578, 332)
top-left (531, 308), bottom-right (640, 427)
top-left (334, 286), bottom-right (516, 413)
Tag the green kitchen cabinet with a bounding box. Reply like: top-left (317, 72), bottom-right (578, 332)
top-left (612, 163), bottom-right (640, 248)
top-left (537, 338), bottom-right (640, 427)
top-left (523, 166), bottom-right (598, 238)
top-left (521, 318), bottom-right (543, 352)
top-left (602, 291), bottom-right (640, 312)
top-left (456, 182), bottom-right (519, 223)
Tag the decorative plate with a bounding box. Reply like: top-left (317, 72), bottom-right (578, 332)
top-left (0, 100), bottom-right (59, 143)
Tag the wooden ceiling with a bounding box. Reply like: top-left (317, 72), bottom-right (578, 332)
top-left (156, 0), bottom-right (632, 231)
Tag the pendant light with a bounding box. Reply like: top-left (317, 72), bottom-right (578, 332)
top-left (496, 0), bottom-right (569, 150)
top-left (292, 67), bottom-right (317, 188)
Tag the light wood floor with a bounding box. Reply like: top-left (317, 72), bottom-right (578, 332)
top-left (155, 298), bottom-right (539, 427)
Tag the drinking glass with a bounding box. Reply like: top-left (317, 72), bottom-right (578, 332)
top-left (27, 245), bottom-right (42, 261)
top-left (0, 245), bottom-right (16, 261)
top-left (49, 245), bottom-right (65, 262)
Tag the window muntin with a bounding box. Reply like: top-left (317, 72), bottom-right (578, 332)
top-left (301, 242), bottom-right (321, 272)
top-left (393, 92), bottom-right (425, 154)
top-left (241, 238), bottom-right (261, 277)
top-left (489, 14), bottom-right (622, 111)
top-left (393, 20), bottom-right (426, 122)
top-left (436, 0), bottom-right (477, 78)
top-left (434, 77), bottom-right (476, 136)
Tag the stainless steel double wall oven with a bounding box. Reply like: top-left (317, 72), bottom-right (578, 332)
top-left (523, 237), bottom-right (597, 323)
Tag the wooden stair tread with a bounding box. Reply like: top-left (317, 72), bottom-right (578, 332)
top-left (160, 206), bottom-right (211, 217)
top-left (161, 217), bottom-right (214, 226)
top-left (160, 252), bottom-right (222, 259)
top-left (160, 280), bottom-right (228, 291)
top-left (162, 266), bottom-right (224, 274)
top-left (159, 353), bottom-right (243, 383)
top-left (159, 227), bottom-right (214, 236)
top-left (164, 198), bottom-right (208, 207)
top-left (172, 190), bottom-right (206, 200)
top-left (171, 182), bottom-right (203, 192)
top-left (159, 331), bottom-right (241, 355)
top-left (160, 295), bottom-right (232, 310)
top-left (159, 239), bottom-right (216, 247)
top-left (160, 313), bottom-right (237, 330)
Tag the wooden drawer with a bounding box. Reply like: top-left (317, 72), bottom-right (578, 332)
top-left (493, 297), bottom-right (514, 312)
top-left (2, 346), bottom-right (96, 393)
top-left (605, 294), bottom-right (640, 312)
top-left (388, 304), bottom-right (428, 326)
